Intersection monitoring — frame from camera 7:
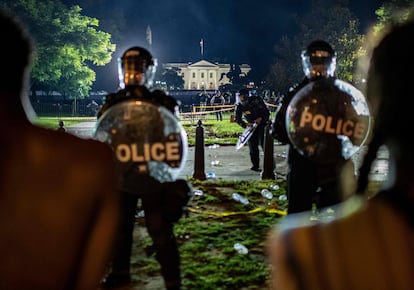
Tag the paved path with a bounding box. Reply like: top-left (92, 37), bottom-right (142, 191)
top-left (179, 143), bottom-right (289, 181)
top-left (66, 121), bottom-right (288, 181)
top-left (66, 121), bottom-right (388, 183)
top-left (66, 121), bottom-right (97, 139)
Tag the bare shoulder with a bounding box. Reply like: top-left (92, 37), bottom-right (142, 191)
top-left (30, 125), bottom-right (115, 178)
top-left (10, 125), bottom-right (119, 206)
top-left (45, 126), bottom-right (112, 158)
top-left (0, 124), bottom-right (119, 289)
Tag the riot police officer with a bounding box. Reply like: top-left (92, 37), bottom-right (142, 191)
top-left (271, 40), bottom-right (370, 214)
top-left (267, 21), bottom-right (414, 290)
top-left (96, 46), bottom-right (191, 290)
top-left (234, 88), bottom-right (270, 172)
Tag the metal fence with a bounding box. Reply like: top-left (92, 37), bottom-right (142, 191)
top-left (31, 102), bottom-right (100, 117)
top-left (31, 101), bottom-right (278, 124)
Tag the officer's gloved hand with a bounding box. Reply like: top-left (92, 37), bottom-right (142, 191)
top-left (160, 179), bottom-right (193, 223)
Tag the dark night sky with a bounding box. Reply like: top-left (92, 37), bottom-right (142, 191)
top-left (67, 0), bottom-right (383, 91)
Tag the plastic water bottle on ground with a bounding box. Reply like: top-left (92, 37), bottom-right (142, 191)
top-left (231, 193), bottom-right (249, 205)
top-left (233, 243), bottom-right (249, 254)
top-left (193, 189), bottom-right (203, 196)
top-left (261, 189), bottom-right (273, 199)
top-left (278, 194), bottom-right (287, 201)
top-left (269, 184), bottom-right (280, 191)
top-left (135, 210), bottom-right (145, 218)
top-left (206, 172), bottom-right (216, 179)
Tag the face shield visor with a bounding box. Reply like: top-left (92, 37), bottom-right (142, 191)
top-left (301, 49), bottom-right (336, 79)
top-left (118, 52), bottom-right (156, 89)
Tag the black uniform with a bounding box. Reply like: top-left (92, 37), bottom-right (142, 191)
top-left (97, 86), bottom-right (178, 119)
top-left (234, 95), bottom-right (270, 171)
top-left (210, 93), bottom-right (225, 121)
top-left (98, 85), bottom-right (190, 290)
top-left (272, 77), bottom-right (355, 214)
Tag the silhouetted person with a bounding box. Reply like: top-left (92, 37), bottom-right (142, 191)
top-left (57, 120), bottom-right (66, 132)
top-left (0, 10), bottom-right (120, 290)
top-left (267, 18), bottom-right (414, 290)
top-left (210, 90), bottom-right (225, 121)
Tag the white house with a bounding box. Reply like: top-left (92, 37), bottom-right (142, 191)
top-left (163, 60), bottom-right (251, 90)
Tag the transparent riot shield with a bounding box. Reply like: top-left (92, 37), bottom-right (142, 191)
top-left (286, 78), bottom-right (371, 164)
top-left (235, 123), bottom-right (258, 150)
top-left (93, 100), bottom-right (188, 193)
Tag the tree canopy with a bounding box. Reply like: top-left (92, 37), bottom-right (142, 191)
top-left (158, 67), bottom-right (185, 90)
top-left (267, 0), bottom-right (366, 93)
top-left (1, 0), bottom-right (115, 99)
top-left (372, 0), bottom-right (414, 36)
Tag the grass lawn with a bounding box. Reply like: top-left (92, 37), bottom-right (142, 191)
top-left (130, 179), bottom-right (288, 290)
top-left (32, 116), bottom-right (96, 130)
top-left (34, 114), bottom-right (246, 146)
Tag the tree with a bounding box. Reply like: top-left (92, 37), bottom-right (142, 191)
top-left (226, 63), bottom-right (249, 92)
top-left (0, 0), bottom-right (115, 99)
top-left (372, 0), bottom-right (414, 35)
top-left (353, 0), bottom-right (414, 86)
top-left (159, 67), bottom-right (184, 90)
top-left (267, 0), bottom-right (366, 93)
top-left (267, 36), bottom-right (302, 94)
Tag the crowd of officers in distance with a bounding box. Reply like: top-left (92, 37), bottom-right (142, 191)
top-left (197, 89), bottom-right (280, 109)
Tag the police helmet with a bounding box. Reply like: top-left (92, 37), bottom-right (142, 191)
top-left (117, 46), bottom-right (156, 89)
top-left (301, 40), bottom-right (336, 79)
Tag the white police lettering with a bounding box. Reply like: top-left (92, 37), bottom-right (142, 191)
top-left (115, 141), bottom-right (181, 162)
top-left (299, 106), bottom-right (367, 140)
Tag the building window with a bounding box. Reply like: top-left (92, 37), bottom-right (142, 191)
top-left (201, 72), bottom-right (205, 78)
top-left (192, 72), bottom-right (196, 78)
top-left (210, 72), bottom-right (213, 78)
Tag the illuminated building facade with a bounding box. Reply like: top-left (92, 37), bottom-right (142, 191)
top-left (163, 60), bottom-right (251, 90)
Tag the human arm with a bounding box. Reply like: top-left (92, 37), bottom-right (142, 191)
top-left (271, 79), bottom-right (308, 143)
top-left (210, 96), bottom-right (215, 105)
top-left (74, 147), bottom-right (120, 290)
top-left (271, 93), bottom-right (290, 143)
top-left (258, 99), bottom-right (270, 125)
top-left (152, 89), bottom-right (180, 116)
top-left (234, 103), bottom-right (247, 128)
top-left (161, 179), bottom-right (193, 222)
top-left (251, 97), bottom-right (270, 126)
top-left (266, 229), bottom-right (300, 290)
top-left (254, 117), bottom-right (263, 124)
top-left (97, 93), bottom-right (116, 119)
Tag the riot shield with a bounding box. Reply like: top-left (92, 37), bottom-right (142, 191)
top-left (286, 78), bottom-right (371, 164)
top-left (93, 100), bottom-right (188, 193)
top-left (236, 123), bottom-right (258, 150)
